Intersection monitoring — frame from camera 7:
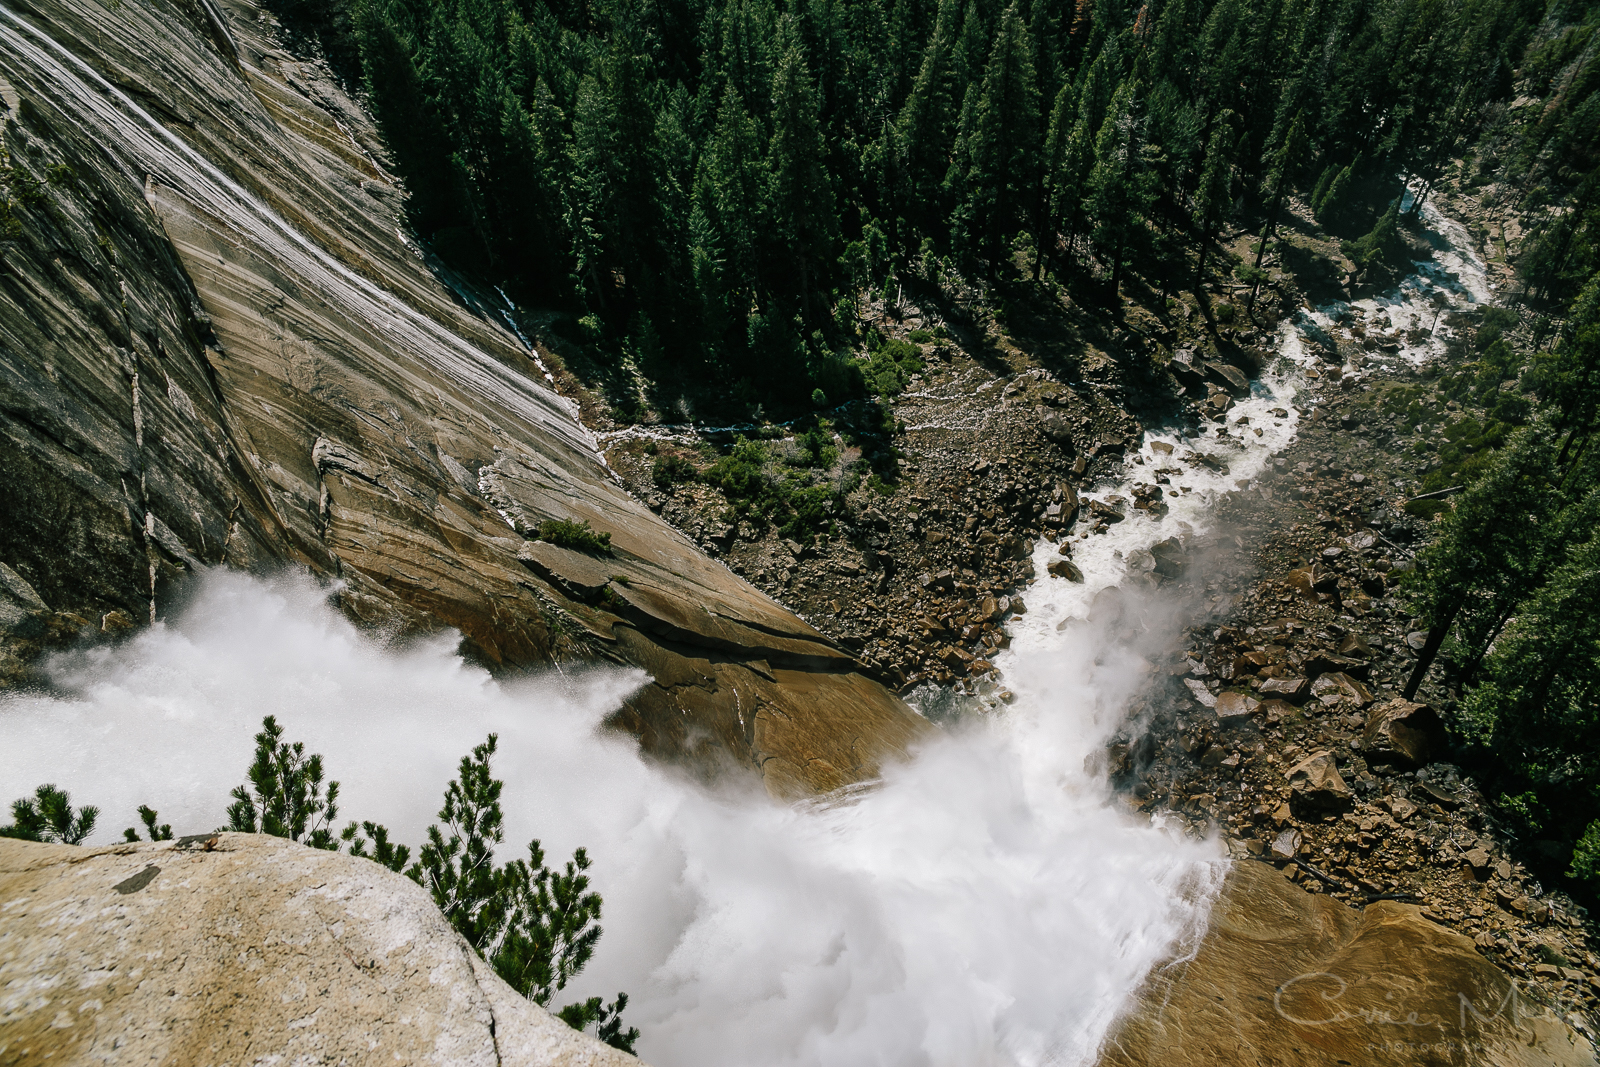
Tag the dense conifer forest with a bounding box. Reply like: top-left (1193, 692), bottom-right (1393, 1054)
top-left (267, 0), bottom-right (1594, 416)
top-left (242, 0), bottom-right (1600, 900)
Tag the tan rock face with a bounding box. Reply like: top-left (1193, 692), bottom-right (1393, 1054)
top-left (0, 835), bottom-right (641, 1066)
top-left (0, 0), bottom-right (929, 793)
top-left (1102, 861), bottom-right (1598, 1067)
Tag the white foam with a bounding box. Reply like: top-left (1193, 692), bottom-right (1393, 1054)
top-left (0, 566), bottom-right (1225, 1066)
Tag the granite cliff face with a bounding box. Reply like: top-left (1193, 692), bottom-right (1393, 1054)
top-left (0, 0), bottom-right (927, 795)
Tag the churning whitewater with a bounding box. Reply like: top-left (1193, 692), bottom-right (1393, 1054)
top-left (0, 187), bottom-right (1490, 1066)
top-left (0, 573), bottom-right (1226, 1067)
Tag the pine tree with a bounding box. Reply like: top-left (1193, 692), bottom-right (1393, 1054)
top-left (124, 805), bottom-right (173, 842)
top-left (409, 734), bottom-right (637, 1052)
top-left (1088, 77), bottom-right (1151, 301)
top-left (1457, 534), bottom-right (1600, 852)
top-left (226, 715), bottom-right (345, 849)
top-left (1535, 271), bottom-right (1600, 454)
top-left (1316, 155), bottom-right (1361, 225)
top-left (411, 733), bottom-right (515, 949)
top-left (700, 85), bottom-right (767, 293)
top-left (896, 0), bottom-right (961, 237)
top-left (1, 785), bottom-right (98, 844)
top-left (958, 3), bottom-right (1041, 274)
top-left (224, 715), bottom-right (401, 860)
top-left (1245, 109), bottom-right (1307, 313)
top-left (1191, 116), bottom-right (1235, 287)
top-left (767, 21), bottom-right (837, 319)
top-left (351, 0), bottom-right (471, 234)
top-left (1403, 425), bottom-right (1589, 699)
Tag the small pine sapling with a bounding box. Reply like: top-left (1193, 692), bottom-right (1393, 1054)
top-left (560, 993), bottom-right (640, 1054)
top-left (494, 843), bottom-right (603, 1006)
top-left (348, 820), bottom-right (412, 872)
top-left (226, 715), bottom-right (344, 848)
top-left (410, 734), bottom-right (514, 948)
top-left (1, 784), bottom-right (99, 844)
top-left (410, 734), bottom-right (638, 1051)
top-left (225, 715), bottom-right (403, 860)
top-left (124, 804), bottom-right (173, 842)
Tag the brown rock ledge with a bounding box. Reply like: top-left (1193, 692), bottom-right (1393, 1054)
top-left (1102, 860), bottom-right (1598, 1067)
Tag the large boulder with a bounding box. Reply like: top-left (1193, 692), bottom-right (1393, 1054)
top-left (1048, 558), bottom-right (1085, 582)
top-left (1102, 861), bottom-right (1598, 1067)
top-left (1258, 676), bottom-right (1310, 703)
top-left (1039, 409), bottom-right (1076, 446)
top-left (1308, 671), bottom-right (1373, 707)
top-left (0, 835), bottom-right (639, 1066)
top-left (1285, 751), bottom-right (1354, 814)
top-left (1363, 698), bottom-right (1445, 768)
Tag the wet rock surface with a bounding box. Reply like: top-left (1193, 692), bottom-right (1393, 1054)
top-left (1104, 860), bottom-right (1598, 1067)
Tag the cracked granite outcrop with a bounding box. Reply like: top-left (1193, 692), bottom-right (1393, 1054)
top-left (0, 834), bottom-right (641, 1066)
top-left (0, 0), bottom-right (929, 795)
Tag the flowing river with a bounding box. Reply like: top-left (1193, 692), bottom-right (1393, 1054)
top-left (0, 193), bottom-right (1488, 1065)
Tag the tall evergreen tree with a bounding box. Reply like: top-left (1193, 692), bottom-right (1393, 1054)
top-left (1192, 115), bottom-right (1235, 287)
top-left (957, 3), bottom-right (1041, 273)
top-left (1088, 77), bottom-right (1152, 300)
top-left (767, 20), bottom-right (837, 318)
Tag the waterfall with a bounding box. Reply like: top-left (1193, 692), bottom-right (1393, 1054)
top-left (0, 57), bottom-right (1492, 1060)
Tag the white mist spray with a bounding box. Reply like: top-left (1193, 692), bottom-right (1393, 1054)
top-left (0, 568), bottom-right (1224, 1067)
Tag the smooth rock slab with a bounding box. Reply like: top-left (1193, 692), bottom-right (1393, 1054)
top-left (1102, 861), bottom-right (1598, 1067)
top-left (0, 835), bottom-right (639, 1066)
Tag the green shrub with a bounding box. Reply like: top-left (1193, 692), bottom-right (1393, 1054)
top-left (537, 519), bottom-right (612, 554)
top-left (702, 435), bottom-right (841, 540)
top-left (1572, 821), bottom-right (1600, 882)
top-left (1214, 302), bottom-right (1236, 324)
top-left (1235, 263), bottom-right (1268, 288)
top-left (794, 427), bottom-right (838, 469)
top-left (907, 329), bottom-right (933, 343)
top-left (1403, 496), bottom-right (1453, 520)
top-left (864, 339), bottom-right (923, 396)
top-left (651, 454), bottom-right (696, 489)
